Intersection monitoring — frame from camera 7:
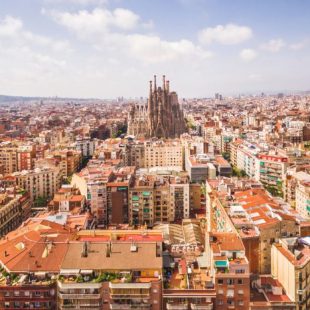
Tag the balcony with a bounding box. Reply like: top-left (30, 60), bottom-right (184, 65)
top-left (166, 302), bottom-right (188, 310)
top-left (58, 293), bottom-right (101, 299)
top-left (191, 303), bottom-right (213, 310)
top-left (110, 304), bottom-right (151, 309)
top-left (59, 304), bottom-right (101, 309)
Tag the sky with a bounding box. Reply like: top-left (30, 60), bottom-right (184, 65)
top-left (0, 0), bottom-right (310, 98)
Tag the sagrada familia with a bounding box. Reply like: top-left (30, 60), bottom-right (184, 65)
top-left (127, 75), bottom-right (186, 138)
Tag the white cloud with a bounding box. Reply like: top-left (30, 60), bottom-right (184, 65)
top-left (49, 8), bottom-right (212, 64)
top-left (198, 23), bottom-right (252, 45)
top-left (240, 48), bottom-right (257, 62)
top-left (289, 40), bottom-right (307, 50)
top-left (0, 16), bottom-right (23, 37)
top-left (44, 0), bottom-right (108, 5)
top-left (50, 8), bottom-right (140, 37)
top-left (261, 38), bottom-right (285, 52)
top-left (126, 34), bottom-right (212, 63)
top-left (0, 14), bottom-right (71, 95)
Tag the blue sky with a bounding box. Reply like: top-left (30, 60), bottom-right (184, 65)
top-left (0, 0), bottom-right (309, 98)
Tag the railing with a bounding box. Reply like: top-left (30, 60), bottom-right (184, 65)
top-left (110, 293), bottom-right (150, 298)
top-left (191, 303), bottom-right (213, 310)
top-left (166, 303), bottom-right (188, 310)
top-left (58, 293), bottom-right (101, 299)
top-left (110, 304), bottom-right (151, 309)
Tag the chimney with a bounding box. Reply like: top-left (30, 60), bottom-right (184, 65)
top-left (81, 241), bottom-right (88, 257)
top-left (106, 242), bottom-right (112, 257)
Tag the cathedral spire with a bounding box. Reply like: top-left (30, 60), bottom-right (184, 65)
top-left (154, 75), bottom-right (157, 90)
top-left (162, 75), bottom-right (166, 91)
top-left (149, 80), bottom-right (153, 95)
top-left (166, 80), bottom-right (170, 93)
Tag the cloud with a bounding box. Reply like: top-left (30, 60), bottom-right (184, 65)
top-left (261, 38), bottom-right (285, 52)
top-left (44, 0), bottom-right (108, 5)
top-left (0, 14), bottom-right (71, 94)
top-left (198, 23), bottom-right (252, 45)
top-left (240, 48), bottom-right (257, 62)
top-left (0, 16), bottom-right (23, 37)
top-left (289, 40), bottom-right (307, 50)
top-left (126, 34), bottom-right (212, 63)
top-left (49, 8), bottom-right (212, 64)
top-left (49, 8), bottom-right (140, 37)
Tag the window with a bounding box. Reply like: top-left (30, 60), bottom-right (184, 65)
top-left (238, 300), bottom-right (244, 306)
top-left (218, 279), bottom-right (223, 284)
top-left (227, 279), bottom-right (234, 285)
top-left (217, 300), bottom-right (223, 305)
top-left (236, 269), bottom-right (245, 274)
top-left (237, 279), bottom-right (243, 285)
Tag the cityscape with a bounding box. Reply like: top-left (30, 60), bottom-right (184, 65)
top-left (1, 1), bottom-right (310, 310)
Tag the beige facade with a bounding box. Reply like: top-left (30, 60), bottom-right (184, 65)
top-left (0, 143), bottom-right (18, 175)
top-left (13, 167), bottom-right (61, 205)
top-left (296, 181), bottom-right (310, 218)
top-left (271, 238), bottom-right (310, 309)
top-left (129, 175), bottom-right (190, 226)
top-left (144, 140), bottom-right (183, 168)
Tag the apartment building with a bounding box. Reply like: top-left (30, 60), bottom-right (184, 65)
top-left (71, 161), bottom-right (113, 224)
top-left (208, 232), bottom-right (250, 310)
top-left (207, 179), bottom-right (303, 274)
top-left (295, 180), bottom-right (310, 218)
top-left (255, 154), bottom-right (288, 195)
top-left (0, 190), bottom-right (31, 237)
top-left (283, 171), bottom-right (310, 208)
top-left (185, 154), bottom-right (216, 183)
top-left (0, 222), bottom-right (164, 310)
top-left (75, 136), bottom-right (96, 158)
top-left (123, 141), bottom-right (145, 169)
top-left (129, 174), bottom-right (190, 226)
top-left (0, 220), bottom-right (71, 310)
top-left (44, 149), bottom-right (82, 179)
top-left (0, 142), bottom-right (18, 175)
top-left (107, 166), bottom-right (135, 224)
top-left (17, 144), bottom-right (36, 171)
top-left (271, 237), bottom-right (310, 309)
top-left (129, 176), bottom-right (155, 226)
top-left (48, 185), bottom-right (85, 213)
top-left (58, 231), bottom-right (163, 310)
top-left (144, 140), bottom-right (183, 169)
top-left (13, 167), bottom-right (61, 207)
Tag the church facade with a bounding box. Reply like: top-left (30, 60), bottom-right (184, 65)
top-left (127, 75), bottom-right (186, 139)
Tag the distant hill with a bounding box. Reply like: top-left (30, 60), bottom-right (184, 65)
top-left (0, 95), bottom-right (101, 103)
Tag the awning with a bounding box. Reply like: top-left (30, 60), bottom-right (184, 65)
top-left (60, 269), bottom-right (80, 275)
top-left (80, 270), bottom-right (93, 274)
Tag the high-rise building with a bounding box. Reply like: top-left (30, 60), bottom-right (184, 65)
top-left (128, 76), bottom-right (186, 138)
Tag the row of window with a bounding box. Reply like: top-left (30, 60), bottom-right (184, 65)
top-left (218, 278), bottom-right (244, 285)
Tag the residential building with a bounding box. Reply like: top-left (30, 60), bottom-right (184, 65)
top-left (208, 232), bottom-right (250, 310)
top-left (271, 237), bottom-right (310, 309)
